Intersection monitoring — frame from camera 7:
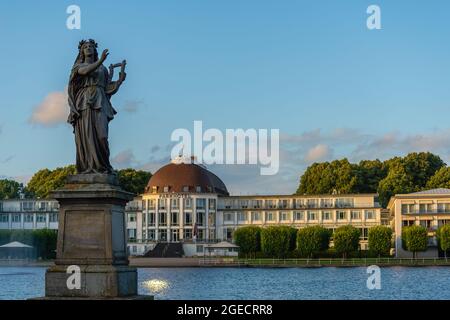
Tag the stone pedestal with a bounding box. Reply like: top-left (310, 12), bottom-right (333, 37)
top-left (44, 174), bottom-right (140, 298)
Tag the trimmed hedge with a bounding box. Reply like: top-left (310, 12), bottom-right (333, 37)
top-left (333, 225), bottom-right (360, 259)
top-left (233, 226), bottom-right (261, 258)
top-left (368, 226), bottom-right (392, 257)
top-left (297, 226), bottom-right (331, 258)
top-left (261, 226), bottom-right (296, 258)
top-left (402, 225), bottom-right (428, 258)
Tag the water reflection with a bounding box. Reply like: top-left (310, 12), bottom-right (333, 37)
top-left (142, 279), bottom-right (170, 295)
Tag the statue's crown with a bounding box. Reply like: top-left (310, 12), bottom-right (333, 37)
top-left (78, 39), bottom-right (98, 50)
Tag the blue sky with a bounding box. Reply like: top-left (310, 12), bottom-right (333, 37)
top-left (1, 1), bottom-right (450, 194)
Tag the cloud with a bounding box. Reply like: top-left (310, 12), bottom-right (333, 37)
top-left (122, 100), bottom-right (144, 113)
top-left (111, 149), bottom-right (137, 168)
top-left (29, 90), bottom-right (69, 127)
top-left (304, 144), bottom-right (332, 162)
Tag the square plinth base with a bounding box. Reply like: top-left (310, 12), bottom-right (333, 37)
top-left (45, 265), bottom-right (138, 298)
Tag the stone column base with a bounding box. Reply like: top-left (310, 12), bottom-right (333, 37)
top-left (45, 264), bottom-right (138, 298)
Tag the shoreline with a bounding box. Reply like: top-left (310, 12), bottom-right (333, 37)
top-left (2, 257), bottom-right (450, 268)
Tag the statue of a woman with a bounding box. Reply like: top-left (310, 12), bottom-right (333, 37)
top-left (68, 39), bottom-right (126, 174)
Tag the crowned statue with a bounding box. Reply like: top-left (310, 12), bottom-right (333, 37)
top-left (68, 39), bottom-right (127, 174)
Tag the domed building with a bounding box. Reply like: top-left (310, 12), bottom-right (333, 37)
top-left (125, 156), bottom-right (386, 257)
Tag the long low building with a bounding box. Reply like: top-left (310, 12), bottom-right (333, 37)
top-left (1, 157), bottom-right (393, 257)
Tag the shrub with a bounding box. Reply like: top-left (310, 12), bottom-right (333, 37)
top-left (437, 224), bottom-right (450, 258)
top-left (297, 226), bottom-right (331, 258)
top-left (402, 225), bottom-right (428, 259)
top-left (233, 226), bottom-right (261, 258)
top-left (261, 226), bottom-right (293, 258)
top-left (333, 225), bottom-right (360, 259)
top-left (368, 226), bottom-right (393, 257)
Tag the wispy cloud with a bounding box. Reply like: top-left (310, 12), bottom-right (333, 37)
top-left (122, 100), bottom-right (144, 113)
top-left (29, 89), bottom-right (69, 127)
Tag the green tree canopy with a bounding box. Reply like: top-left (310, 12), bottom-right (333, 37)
top-left (233, 226), bottom-right (261, 257)
top-left (260, 226), bottom-right (293, 258)
top-left (297, 226), bottom-right (331, 258)
top-left (332, 225), bottom-right (360, 259)
top-left (437, 224), bottom-right (450, 258)
top-left (116, 168), bottom-right (152, 195)
top-left (26, 165), bottom-right (77, 199)
top-left (368, 226), bottom-right (392, 257)
top-left (296, 152), bottom-right (445, 207)
top-left (426, 167), bottom-right (450, 189)
top-left (0, 179), bottom-right (22, 199)
top-left (402, 225), bottom-right (428, 259)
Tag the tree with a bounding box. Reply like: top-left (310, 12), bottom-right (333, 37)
top-left (426, 167), bottom-right (450, 189)
top-left (26, 165), bottom-right (76, 199)
top-left (260, 226), bottom-right (293, 258)
top-left (233, 226), bottom-right (261, 258)
top-left (402, 225), bottom-right (428, 259)
top-left (377, 163), bottom-right (415, 208)
top-left (116, 168), bottom-right (152, 195)
top-left (333, 225), bottom-right (360, 259)
top-left (296, 159), bottom-right (359, 195)
top-left (368, 226), bottom-right (392, 257)
top-left (0, 179), bottom-right (22, 199)
top-left (437, 224), bottom-right (450, 259)
top-left (297, 226), bottom-right (331, 258)
top-left (355, 159), bottom-right (387, 193)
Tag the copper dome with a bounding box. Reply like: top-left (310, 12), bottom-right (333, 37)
top-left (145, 162), bottom-right (229, 196)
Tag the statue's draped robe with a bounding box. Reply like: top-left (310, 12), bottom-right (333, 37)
top-left (68, 63), bottom-right (118, 174)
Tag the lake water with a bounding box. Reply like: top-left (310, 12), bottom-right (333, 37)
top-left (1, 266), bottom-right (450, 300)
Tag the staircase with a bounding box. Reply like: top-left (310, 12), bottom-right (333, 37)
top-left (144, 242), bottom-right (184, 258)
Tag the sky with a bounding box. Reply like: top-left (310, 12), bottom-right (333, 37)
top-left (1, 0), bottom-right (450, 194)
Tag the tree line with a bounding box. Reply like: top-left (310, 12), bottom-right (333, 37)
top-left (233, 225), bottom-right (393, 259)
top-left (234, 224), bottom-right (450, 259)
top-left (0, 165), bottom-right (152, 199)
top-left (296, 152), bottom-right (450, 207)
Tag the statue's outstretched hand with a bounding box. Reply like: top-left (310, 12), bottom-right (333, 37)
top-left (100, 49), bottom-right (109, 62)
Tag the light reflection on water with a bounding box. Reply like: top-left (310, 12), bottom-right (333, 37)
top-left (1, 266), bottom-right (450, 300)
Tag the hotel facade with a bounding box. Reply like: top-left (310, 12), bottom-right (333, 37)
top-left (0, 157), bottom-right (392, 257)
top-left (388, 188), bottom-right (450, 258)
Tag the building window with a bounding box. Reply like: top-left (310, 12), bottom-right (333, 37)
top-left (225, 228), bottom-right (234, 240)
top-left (36, 214), bottom-right (46, 223)
top-left (265, 200), bottom-right (276, 209)
top-left (336, 198), bottom-right (354, 208)
top-left (24, 214), bottom-right (33, 223)
top-left (307, 211), bottom-right (317, 221)
top-left (437, 203), bottom-right (450, 213)
top-left (171, 212), bottom-right (179, 226)
top-left (158, 199), bottom-right (166, 210)
top-left (251, 200), bottom-right (262, 209)
top-left (184, 212), bottom-right (192, 226)
top-left (294, 211), bottom-right (304, 221)
top-left (196, 198), bottom-right (206, 209)
top-left (196, 186), bottom-right (202, 193)
top-left (251, 212), bottom-right (261, 221)
top-left (148, 199), bottom-right (156, 210)
top-left (12, 214), bottom-right (20, 223)
top-left (401, 204), bottom-right (415, 214)
top-left (148, 229), bottom-right (155, 240)
top-left (224, 213), bottom-right (233, 222)
top-left (148, 213), bottom-right (156, 226)
top-left (307, 199), bottom-right (318, 208)
top-left (322, 211), bottom-right (331, 221)
top-left (159, 229), bottom-right (167, 241)
top-left (237, 212), bottom-right (247, 222)
top-left (49, 213), bottom-right (58, 223)
top-left (184, 229), bottom-right (193, 240)
top-left (278, 200), bottom-right (289, 209)
top-left (265, 212), bottom-right (274, 221)
top-left (295, 199), bottom-right (305, 208)
top-left (128, 213), bottom-right (136, 222)
top-left (22, 202), bottom-right (33, 211)
top-left (184, 198), bottom-right (192, 208)
top-left (171, 198), bottom-right (179, 209)
top-left (152, 186), bottom-right (158, 193)
top-left (196, 212), bottom-right (205, 226)
top-left (351, 211), bottom-right (361, 220)
top-left (280, 212), bottom-right (290, 221)
top-left (0, 214), bottom-right (8, 223)
top-left (337, 211), bottom-right (346, 220)
top-left (163, 186), bottom-right (170, 193)
top-left (183, 186), bottom-right (189, 192)
top-left (127, 229), bottom-right (136, 240)
top-left (209, 199), bottom-right (216, 210)
top-left (159, 212), bottom-right (167, 226)
top-left (196, 245), bottom-right (204, 253)
top-left (321, 199), bottom-right (333, 208)
top-left (365, 210), bottom-right (375, 220)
